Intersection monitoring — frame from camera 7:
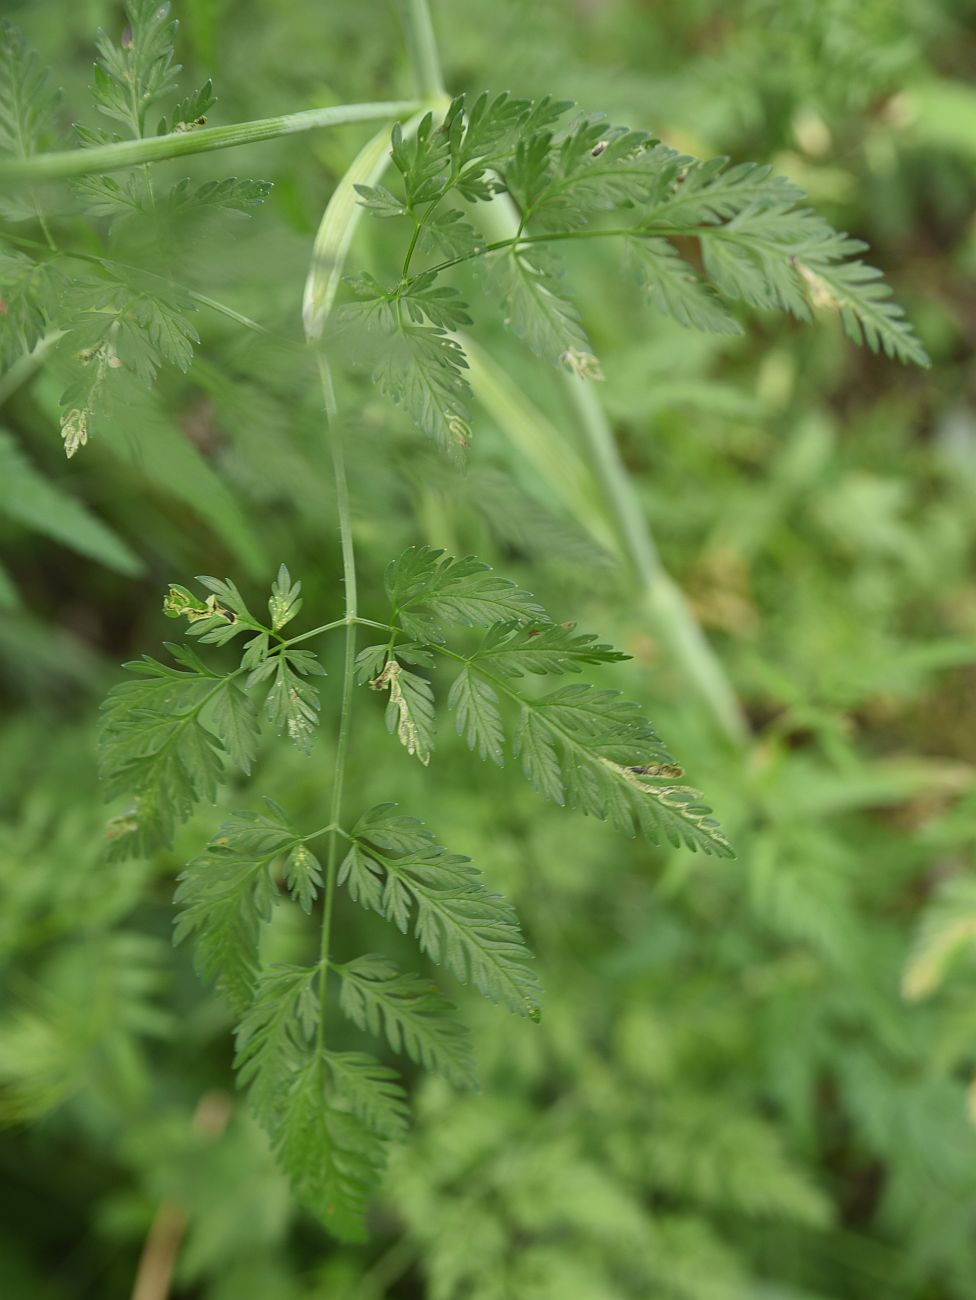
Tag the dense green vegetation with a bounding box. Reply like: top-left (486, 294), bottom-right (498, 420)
top-left (1, 0), bottom-right (975, 1296)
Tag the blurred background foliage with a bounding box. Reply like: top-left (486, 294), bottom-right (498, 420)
top-left (1, 0), bottom-right (976, 1296)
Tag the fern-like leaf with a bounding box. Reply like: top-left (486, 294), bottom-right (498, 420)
top-left (274, 1056), bottom-right (389, 1242)
top-left (386, 545), bottom-right (545, 641)
top-left (515, 683), bottom-right (732, 856)
top-left (98, 648), bottom-right (253, 857)
top-left (0, 20), bottom-right (61, 220)
top-left (447, 667), bottom-right (505, 766)
top-left (628, 237), bottom-right (742, 335)
top-left (337, 953), bottom-right (477, 1088)
top-left (341, 806), bottom-right (542, 1018)
top-left (491, 246), bottom-right (599, 376)
top-left (234, 964), bottom-right (319, 1132)
top-left (174, 804), bottom-right (299, 1010)
top-left (469, 620), bottom-right (630, 677)
top-left (324, 1051), bottom-right (409, 1137)
top-left (235, 969), bottom-right (398, 1241)
top-left (92, 0), bottom-right (180, 138)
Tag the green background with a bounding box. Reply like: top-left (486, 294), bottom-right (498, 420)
top-left (1, 1), bottom-right (976, 1296)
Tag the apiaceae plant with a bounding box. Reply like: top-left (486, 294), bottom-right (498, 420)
top-left (0, 0), bottom-right (928, 1241)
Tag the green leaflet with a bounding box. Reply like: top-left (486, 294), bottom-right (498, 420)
top-left (268, 562), bottom-right (303, 631)
top-left (0, 248), bottom-right (64, 368)
top-left (234, 967), bottom-right (403, 1241)
top-left (385, 544), bottom-right (545, 640)
top-left (92, 0), bottom-right (180, 138)
top-left (273, 1057), bottom-right (389, 1243)
top-left (490, 245), bottom-right (599, 377)
top-left (514, 684), bottom-right (733, 856)
top-left (341, 804), bottom-right (543, 1019)
top-left (372, 656), bottom-right (437, 766)
top-left (100, 569), bottom-right (325, 860)
top-left (337, 954), bottom-right (477, 1089)
top-left (0, 20), bottom-right (61, 162)
top-left (448, 667), bottom-right (505, 766)
top-left (234, 964), bottom-right (320, 1133)
top-left (260, 649), bottom-right (325, 754)
top-left (469, 620), bottom-right (630, 677)
top-left (98, 647), bottom-right (255, 858)
top-left (174, 805), bottom-right (297, 1011)
top-left (72, 173), bottom-right (271, 233)
top-left (362, 547), bottom-right (731, 854)
top-left (0, 14), bottom-right (270, 456)
top-left (627, 236), bottom-right (743, 335)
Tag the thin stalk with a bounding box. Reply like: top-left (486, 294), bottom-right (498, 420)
top-left (0, 101), bottom-right (420, 184)
top-left (315, 355), bottom-right (357, 1055)
top-left (566, 376), bottom-right (748, 747)
top-left (0, 330), bottom-right (65, 408)
top-left (306, 0), bottom-right (439, 1050)
top-left (303, 120), bottom-right (419, 340)
top-left (414, 225), bottom-right (698, 279)
top-left (397, 0), bottom-right (447, 101)
top-left (282, 617), bottom-right (349, 648)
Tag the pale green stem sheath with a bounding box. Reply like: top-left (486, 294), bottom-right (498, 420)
top-left (397, 0), bottom-right (447, 100)
top-left (304, 125), bottom-right (406, 339)
top-left (0, 330), bottom-right (65, 407)
top-left (0, 101), bottom-right (420, 184)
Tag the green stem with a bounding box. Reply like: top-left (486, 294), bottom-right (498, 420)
top-left (307, 0), bottom-right (442, 1053)
top-left (0, 101), bottom-right (420, 184)
top-left (0, 330), bottom-right (65, 408)
top-left (566, 377), bottom-right (748, 747)
top-left (401, 214), bottom-right (424, 279)
top-left (412, 224), bottom-right (704, 284)
top-left (315, 355), bottom-right (358, 1056)
top-left (283, 617), bottom-right (350, 648)
top-left (397, 0), bottom-right (447, 101)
